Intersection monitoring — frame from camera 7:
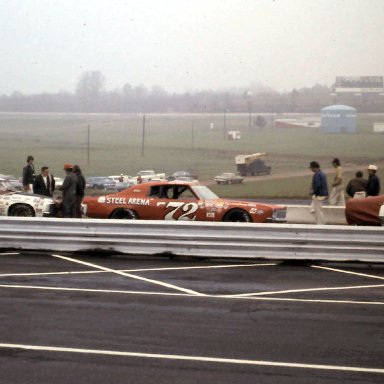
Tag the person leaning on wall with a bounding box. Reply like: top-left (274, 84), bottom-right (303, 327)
top-left (345, 171), bottom-right (367, 199)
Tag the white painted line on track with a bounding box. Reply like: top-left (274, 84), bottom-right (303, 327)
top-left (0, 343), bottom-right (383, 374)
top-left (0, 283), bottom-right (383, 305)
top-left (0, 252), bottom-right (20, 256)
top-left (223, 283), bottom-right (384, 297)
top-left (0, 262), bottom-right (276, 278)
top-left (312, 265), bottom-right (384, 281)
top-left (51, 254), bottom-right (204, 296)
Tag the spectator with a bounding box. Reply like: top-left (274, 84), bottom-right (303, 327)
top-left (309, 161), bottom-right (328, 225)
top-left (345, 171), bottom-right (367, 198)
top-left (366, 165), bottom-right (381, 196)
top-left (329, 158), bottom-right (345, 206)
top-left (73, 165), bottom-right (86, 218)
top-left (33, 166), bottom-right (55, 197)
top-left (22, 155), bottom-right (35, 193)
top-left (59, 163), bottom-right (77, 218)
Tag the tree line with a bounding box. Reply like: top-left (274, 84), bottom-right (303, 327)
top-left (1, 71), bottom-right (383, 113)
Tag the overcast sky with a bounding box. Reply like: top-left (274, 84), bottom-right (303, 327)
top-left (1, 0), bottom-right (383, 95)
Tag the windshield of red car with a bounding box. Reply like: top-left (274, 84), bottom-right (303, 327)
top-left (193, 186), bottom-right (219, 200)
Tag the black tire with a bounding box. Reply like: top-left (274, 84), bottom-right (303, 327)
top-left (222, 209), bottom-right (252, 223)
top-left (110, 208), bottom-right (138, 220)
top-left (9, 204), bottom-right (35, 217)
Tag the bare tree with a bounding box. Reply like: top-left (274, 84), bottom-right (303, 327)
top-left (75, 71), bottom-right (106, 112)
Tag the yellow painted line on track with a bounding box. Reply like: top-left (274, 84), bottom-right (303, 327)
top-left (0, 283), bottom-right (383, 305)
top-left (312, 265), bottom-right (384, 281)
top-left (51, 254), bottom-right (205, 296)
top-left (0, 343), bottom-right (383, 374)
top-left (0, 262), bottom-right (276, 278)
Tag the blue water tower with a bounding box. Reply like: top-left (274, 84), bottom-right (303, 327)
top-left (320, 105), bottom-right (357, 133)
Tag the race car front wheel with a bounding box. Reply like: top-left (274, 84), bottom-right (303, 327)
top-left (222, 209), bottom-right (252, 223)
top-left (9, 204), bottom-right (35, 217)
top-left (110, 208), bottom-right (138, 220)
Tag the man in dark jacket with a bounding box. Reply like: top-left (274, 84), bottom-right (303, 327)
top-left (22, 155), bottom-right (35, 193)
top-left (346, 171), bottom-right (367, 198)
top-left (60, 163), bottom-right (77, 218)
top-left (309, 161), bottom-right (328, 224)
top-left (33, 166), bottom-right (55, 197)
top-left (73, 164), bottom-right (86, 218)
top-left (366, 165), bottom-right (381, 196)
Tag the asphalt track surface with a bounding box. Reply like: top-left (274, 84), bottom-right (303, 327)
top-left (0, 251), bottom-right (383, 384)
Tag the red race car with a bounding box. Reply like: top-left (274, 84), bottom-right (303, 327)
top-left (345, 195), bottom-right (384, 226)
top-left (83, 181), bottom-right (287, 223)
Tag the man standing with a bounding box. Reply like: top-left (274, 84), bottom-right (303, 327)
top-left (329, 158), bottom-right (345, 206)
top-left (366, 165), bottom-right (381, 196)
top-left (33, 166), bottom-right (55, 196)
top-left (59, 163), bottom-right (77, 218)
top-left (73, 164), bottom-right (86, 218)
top-left (309, 161), bottom-right (328, 225)
top-left (22, 155), bottom-right (35, 193)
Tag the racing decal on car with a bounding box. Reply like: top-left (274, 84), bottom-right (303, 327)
top-left (250, 208), bottom-right (265, 215)
top-left (163, 202), bottom-right (198, 220)
top-left (98, 196), bottom-right (150, 206)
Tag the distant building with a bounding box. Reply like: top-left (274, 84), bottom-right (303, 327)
top-left (320, 105), bottom-right (357, 133)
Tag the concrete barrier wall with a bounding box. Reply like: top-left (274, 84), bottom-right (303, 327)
top-left (286, 205), bottom-right (347, 225)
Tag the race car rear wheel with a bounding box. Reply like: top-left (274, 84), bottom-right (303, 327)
top-left (110, 208), bottom-right (138, 220)
top-left (222, 209), bottom-right (252, 223)
top-left (9, 204), bottom-right (35, 217)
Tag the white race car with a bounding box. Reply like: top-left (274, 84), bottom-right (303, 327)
top-left (0, 192), bottom-right (56, 217)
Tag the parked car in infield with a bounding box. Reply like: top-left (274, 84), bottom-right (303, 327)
top-left (168, 170), bottom-right (198, 181)
top-left (345, 195), bottom-right (384, 226)
top-left (214, 172), bottom-right (243, 185)
top-left (86, 177), bottom-right (117, 190)
top-left (0, 192), bottom-right (56, 217)
top-left (83, 181), bottom-right (287, 223)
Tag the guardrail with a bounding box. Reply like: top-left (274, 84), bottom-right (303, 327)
top-left (0, 216), bottom-right (383, 262)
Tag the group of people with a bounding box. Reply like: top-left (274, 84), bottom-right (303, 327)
top-left (309, 158), bottom-right (381, 224)
top-left (22, 155), bottom-right (86, 218)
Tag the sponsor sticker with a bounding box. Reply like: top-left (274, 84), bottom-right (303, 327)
top-left (98, 196), bottom-right (150, 206)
